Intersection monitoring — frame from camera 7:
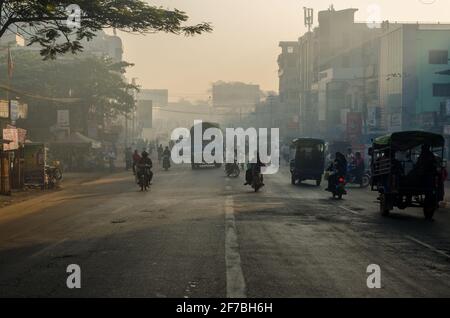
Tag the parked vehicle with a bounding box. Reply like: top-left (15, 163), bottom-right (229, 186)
top-left (369, 131), bottom-right (445, 220)
top-left (44, 160), bottom-right (63, 189)
top-left (290, 138), bottom-right (325, 186)
top-left (190, 122), bottom-right (222, 169)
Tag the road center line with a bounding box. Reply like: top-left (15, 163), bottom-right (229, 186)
top-left (404, 235), bottom-right (450, 260)
top-left (225, 195), bottom-right (247, 298)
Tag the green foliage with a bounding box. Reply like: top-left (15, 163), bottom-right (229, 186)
top-left (0, 0), bottom-right (212, 59)
top-left (0, 50), bottom-right (137, 120)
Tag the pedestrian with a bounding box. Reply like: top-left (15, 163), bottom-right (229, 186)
top-left (157, 144), bottom-right (164, 164)
top-left (125, 147), bottom-right (133, 171)
top-left (107, 149), bottom-right (116, 172)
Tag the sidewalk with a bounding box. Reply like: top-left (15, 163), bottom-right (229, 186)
top-left (0, 171), bottom-right (113, 209)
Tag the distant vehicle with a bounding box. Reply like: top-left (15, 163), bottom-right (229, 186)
top-left (44, 160), bottom-right (63, 189)
top-left (290, 138), bottom-right (325, 186)
top-left (251, 169), bottom-right (264, 192)
top-left (190, 122), bottom-right (222, 170)
top-left (369, 131), bottom-right (445, 220)
top-left (225, 162), bottom-right (240, 178)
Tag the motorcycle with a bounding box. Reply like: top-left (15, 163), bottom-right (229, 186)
top-left (251, 169), bottom-right (264, 192)
top-left (325, 171), bottom-right (347, 199)
top-left (346, 169), bottom-right (371, 188)
top-left (225, 162), bottom-right (240, 178)
top-left (137, 164), bottom-right (152, 191)
top-left (163, 155), bottom-right (171, 171)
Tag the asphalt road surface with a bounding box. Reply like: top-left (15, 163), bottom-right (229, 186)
top-left (1, 163), bottom-right (450, 297)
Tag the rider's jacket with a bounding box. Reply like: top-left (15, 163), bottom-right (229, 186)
top-left (138, 157), bottom-right (153, 169)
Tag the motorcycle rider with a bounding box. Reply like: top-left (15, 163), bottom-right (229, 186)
top-left (137, 151), bottom-right (153, 185)
top-left (244, 152), bottom-right (265, 186)
top-left (326, 152), bottom-right (347, 191)
top-left (348, 151), bottom-right (365, 184)
top-left (157, 144), bottom-right (164, 164)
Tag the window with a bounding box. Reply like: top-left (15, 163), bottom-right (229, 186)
top-left (287, 46), bottom-right (294, 54)
top-left (433, 83), bottom-right (450, 97)
top-left (429, 50), bottom-right (448, 64)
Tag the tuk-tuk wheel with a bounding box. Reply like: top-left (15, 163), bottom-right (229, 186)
top-left (316, 179), bottom-right (321, 187)
top-left (291, 175), bottom-right (296, 185)
top-left (423, 195), bottom-right (437, 220)
top-left (423, 206), bottom-right (435, 220)
top-left (380, 193), bottom-right (391, 216)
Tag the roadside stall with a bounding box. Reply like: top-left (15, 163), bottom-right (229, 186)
top-left (49, 132), bottom-right (102, 172)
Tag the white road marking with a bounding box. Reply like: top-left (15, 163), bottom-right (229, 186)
top-left (339, 205), bottom-right (360, 215)
top-left (405, 235), bottom-right (450, 260)
top-left (225, 195), bottom-right (246, 298)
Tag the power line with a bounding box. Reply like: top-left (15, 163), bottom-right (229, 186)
top-left (0, 83), bottom-right (81, 103)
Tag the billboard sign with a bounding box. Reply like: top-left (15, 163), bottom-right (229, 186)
top-left (3, 128), bottom-right (19, 151)
top-left (57, 110), bottom-right (70, 127)
top-left (0, 100), bottom-right (9, 118)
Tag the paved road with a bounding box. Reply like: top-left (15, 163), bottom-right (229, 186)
top-left (1, 163), bottom-right (450, 297)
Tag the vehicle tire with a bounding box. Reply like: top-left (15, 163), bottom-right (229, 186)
top-left (423, 194), bottom-right (437, 220)
top-left (361, 174), bottom-right (370, 188)
top-left (54, 168), bottom-right (63, 181)
top-left (380, 193), bottom-right (390, 216)
top-left (316, 178), bottom-right (321, 187)
top-left (291, 174), bottom-right (296, 185)
top-left (337, 193), bottom-right (343, 200)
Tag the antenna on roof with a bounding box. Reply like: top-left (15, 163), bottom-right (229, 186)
top-left (304, 7), bottom-right (314, 32)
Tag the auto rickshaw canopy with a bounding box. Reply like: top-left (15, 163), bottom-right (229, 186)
top-left (373, 131), bottom-right (444, 151)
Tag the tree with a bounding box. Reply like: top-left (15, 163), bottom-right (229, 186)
top-left (0, 50), bottom-right (138, 140)
top-left (0, 0), bottom-right (212, 59)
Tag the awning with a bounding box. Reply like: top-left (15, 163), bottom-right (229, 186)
top-left (51, 132), bottom-right (102, 149)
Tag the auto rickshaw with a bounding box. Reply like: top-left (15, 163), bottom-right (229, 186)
top-left (369, 131), bottom-right (445, 220)
top-left (290, 138), bottom-right (325, 186)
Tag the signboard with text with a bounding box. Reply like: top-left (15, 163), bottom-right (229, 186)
top-left (0, 100), bottom-right (9, 118)
top-left (57, 110), bottom-right (70, 127)
top-left (3, 128), bottom-right (19, 151)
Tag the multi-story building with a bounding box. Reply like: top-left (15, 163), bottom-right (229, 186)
top-left (278, 6), bottom-right (450, 150)
top-left (378, 22), bottom-right (450, 133)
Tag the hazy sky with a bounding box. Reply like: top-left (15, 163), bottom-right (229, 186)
top-left (119, 0), bottom-right (450, 101)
